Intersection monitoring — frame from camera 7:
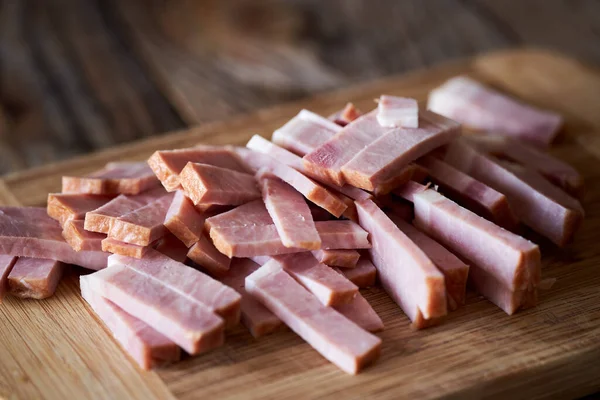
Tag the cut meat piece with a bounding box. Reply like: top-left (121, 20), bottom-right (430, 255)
top-left (272, 109), bottom-right (341, 156)
top-left (47, 193), bottom-right (112, 227)
top-left (84, 195), bottom-right (145, 234)
top-left (335, 191), bottom-right (358, 222)
top-left (0, 255), bottom-right (17, 303)
top-left (206, 200), bottom-right (274, 230)
top-left (108, 250), bottom-right (241, 328)
top-left (0, 207), bottom-right (108, 270)
top-left (376, 95), bottom-right (418, 128)
top-left (179, 163), bottom-right (260, 206)
top-left (154, 233), bottom-right (189, 263)
top-left (81, 265), bottom-right (224, 355)
top-left (312, 249), bottom-right (360, 268)
top-left (62, 162), bottom-right (159, 195)
top-left (417, 155), bottom-right (519, 231)
top-left (355, 199), bottom-right (447, 327)
top-left (187, 235), bottom-right (231, 276)
top-left (219, 258), bottom-right (283, 338)
top-left (80, 279), bottom-right (181, 370)
top-left (335, 260), bottom-right (377, 288)
top-left (63, 220), bottom-right (105, 251)
top-left (102, 238), bottom-right (153, 259)
top-left (108, 194), bottom-right (174, 246)
top-left (333, 293), bottom-right (384, 333)
top-left (8, 258), bottom-right (64, 299)
top-left (245, 260), bottom-right (381, 375)
top-left (442, 141), bottom-right (583, 246)
top-left (164, 190), bottom-right (206, 247)
top-left (428, 76), bottom-right (563, 147)
top-left (329, 103), bottom-right (361, 127)
top-left (260, 177), bottom-right (321, 250)
top-left (272, 253), bottom-right (358, 306)
top-left (148, 145), bottom-right (249, 191)
top-left (315, 220), bottom-right (371, 250)
top-left (340, 110), bottom-right (460, 193)
top-left (390, 216), bottom-right (469, 310)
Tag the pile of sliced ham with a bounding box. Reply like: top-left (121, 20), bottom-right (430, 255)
top-left (0, 81), bottom-right (584, 375)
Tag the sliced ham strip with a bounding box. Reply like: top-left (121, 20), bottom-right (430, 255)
top-left (63, 220), bottom-right (105, 252)
top-left (148, 146), bottom-right (249, 192)
top-left (333, 293), bottom-right (384, 333)
top-left (272, 109), bottom-right (341, 156)
top-left (312, 249), bottom-right (360, 268)
top-left (390, 216), bottom-right (469, 310)
top-left (376, 95), bottom-right (418, 128)
top-left (62, 162), bottom-right (159, 195)
top-left (108, 250), bottom-right (241, 328)
top-left (329, 103), bottom-right (361, 127)
top-left (245, 260), bottom-right (381, 374)
top-left (47, 193), bottom-right (112, 227)
top-left (260, 177), bottom-right (321, 250)
top-left (8, 258), bottom-right (64, 299)
top-left (417, 155), bottom-right (519, 231)
top-left (334, 260), bottom-right (377, 288)
top-left (187, 236), bottom-right (232, 276)
top-left (81, 265), bottom-right (224, 355)
top-left (101, 238), bottom-right (153, 259)
top-left (427, 76), bottom-right (563, 147)
top-left (442, 141), bottom-right (583, 246)
top-left (355, 199), bottom-right (447, 327)
top-left (219, 258), bottom-right (283, 338)
top-left (80, 279), bottom-right (181, 370)
top-left (164, 190), bottom-right (206, 247)
top-left (316, 220), bottom-right (371, 250)
top-left (0, 255), bottom-right (17, 303)
top-left (0, 207), bottom-right (108, 270)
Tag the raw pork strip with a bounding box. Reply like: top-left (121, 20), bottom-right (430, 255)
top-left (148, 145), bottom-right (249, 192)
top-left (245, 260), bottom-right (381, 375)
top-left (47, 193), bottom-right (112, 227)
top-left (417, 155), bottom-right (519, 231)
top-left (376, 95), bottom-right (418, 128)
top-left (272, 109), bottom-right (341, 156)
top-left (335, 259), bottom-right (377, 288)
top-left (0, 255), bottom-right (17, 303)
top-left (316, 221), bottom-right (371, 250)
top-left (0, 207), bottom-right (108, 270)
top-left (428, 76), bottom-right (563, 147)
top-left (187, 236), bottom-right (232, 276)
top-left (102, 238), bottom-right (153, 259)
top-left (8, 258), bottom-right (64, 299)
top-left (312, 249), bottom-right (360, 268)
top-left (164, 190), bottom-right (206, 247)
top-left (63, 220), bottom-right (105, 251)
top-left (272, 253), bottom-right (358, 306)
top-left (85, 195), bottom-right (145, 234)
top-left (80, 279), bottom-right (181, 369)
top-left (395, 181), bottom-right (541, 314)
top-left (219, 258), bottom-right (283, 338)
top-left (81, 265), bottom-right (224, 355)
top-left (154, 233), bottom-right (189, 263)
top-left (390, 216), bottom-right (469, 310)
top-left (260, 177), bottom-right (321, 250)
top-left (334, 293), bottom-right (384, 333)
top-left (355, 199), bottom-right (447, 327)
top-left (62, 162), bottom-right (159, 195)
top-left (467, 134), bottom-right (584, 199)
top-left (341, 110), bottom-right (460, 193)
top-left (108, 250), bottom-right (241, 328)
top-left (329, 103), bottom-right (361, 127)
top-left (442, 141), bottom-right (583, 246)
top-left (179, 163), bottom-right (260, 206)
top-left (108, 194), bottom-right (174, 246)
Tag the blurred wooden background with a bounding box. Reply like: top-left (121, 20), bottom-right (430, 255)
top-left (1, 0), bottom-right (599, 174)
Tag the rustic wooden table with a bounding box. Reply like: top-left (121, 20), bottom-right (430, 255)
top-left (1, 0), bottom-right (599, 175)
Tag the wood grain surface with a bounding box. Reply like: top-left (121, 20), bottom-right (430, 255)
top-left (1, 49), bottom-right (600, 399)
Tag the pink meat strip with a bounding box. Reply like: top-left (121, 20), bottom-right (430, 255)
top-left (272, 109), bottom-right (342, 156)
top-left (442, 141), bottom-right (583, 246)
top-left (315, 220), bottom-right (371, 250)
top-left (8, 258), bottom-right (64, 299)
top-left (108, 250), bottom-right (241, 328)
top-left (417, 155), bottom-right (519, 231)
top-left (164, 190), bottom-right (206, 247)
top-left (148, 145), bottom-right (250, 192)
top-left (47, 193), bottom-right (112, 227)
top-left (0, 207), bottom-right (108, 270)
top-left (154, 233), bottom-right (189, 263)
top-left (179, 163), bottom-right (260, 206)
top-left (80, 279), bottom-right (181, 370)
top-left (260, 177), bottom-right (321, 250)
top-left (62, 162), bottom-right (160, 195)
top-left (328, 103), bottom-right (362, 127)
top-left (245, 260), bottom-right (381, 374)
top-left (312, 249), bottom-right (360, 268)
top-left (355, 199), bottom-right (447, 327)
top-left (333, 293), bottom-right (384, 333)
top-left (334, 260), bottom-right (377, 288)
top-left (390, 216), bottom-right (469, 310)
top-left (101, 238), bottom-right (153, 259)
top-left (81, 265), bottom-right (224, 355)
top-left (63, 220), bottom-right (105, 251)
top-left (395, 181), bottom-right (541, 315)
top-left (376, 95), bottom-right (419, 128)
top-left (428, 76), bottom-right (563, 147)
top-left (187, 235), bottom-right (232, 276)
top-left (0, 255), bottom-right (17, 303)
top-left (219, 258), bottom-right (283, 338)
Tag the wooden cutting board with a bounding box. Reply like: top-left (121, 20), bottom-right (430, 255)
top-left (1, 49), bottom-right (600, 400)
